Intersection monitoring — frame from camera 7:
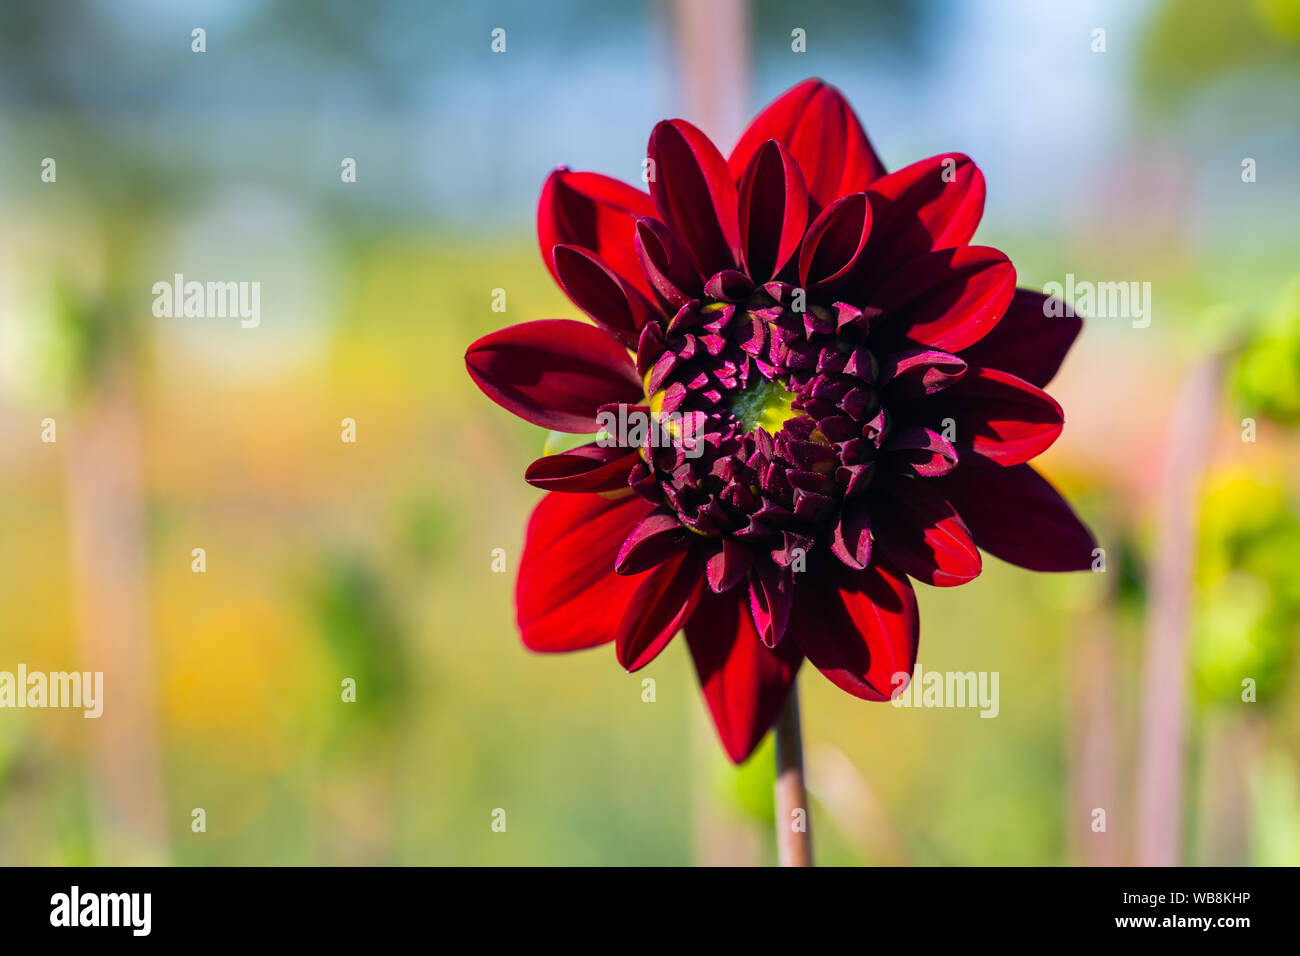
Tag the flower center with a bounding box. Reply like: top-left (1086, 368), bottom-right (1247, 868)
top-left (728, 376), bottom-right (799, 436)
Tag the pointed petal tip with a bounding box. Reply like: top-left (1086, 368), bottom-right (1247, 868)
top-left (730, 78), bottom-right (887, 206)
top-left (465, 319), bottom-right (642, 433)
top-left (687, 590), bottom-right (801, 764)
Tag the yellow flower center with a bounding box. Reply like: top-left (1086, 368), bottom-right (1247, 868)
top-left (729, 377), bottom-right (799, 436)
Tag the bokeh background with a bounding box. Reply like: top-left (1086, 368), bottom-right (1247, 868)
top-left (1, 0), bottom-right (1298, 865)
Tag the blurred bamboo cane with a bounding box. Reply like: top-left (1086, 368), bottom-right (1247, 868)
top-left (1196, 710), bottom-right (1265, 865)
top-left (810, 743), bottom-right (908, 865)
top-left (669, 0), bottom-right (752, 151)
top-left (53, 229), bottom-right (169, 864)
top-left (1135, 356), bottom-right (1222, 866)
top-left (66, 352), bottom-right (168, 863)
top-left (1067, 577), bottom-right (1122, 866)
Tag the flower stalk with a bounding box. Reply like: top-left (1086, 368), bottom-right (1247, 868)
top-left (774, 683), bottom-right (814, 866)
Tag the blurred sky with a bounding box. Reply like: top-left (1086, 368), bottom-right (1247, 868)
top-left (2, 0), bottom-right (1294, 297)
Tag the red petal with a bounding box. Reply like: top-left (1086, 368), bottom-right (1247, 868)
top-left (465, 320), bottom-right (643, 433)
top-left (958, 288), bottom-right (1083, 387)
top-left (517, 492), bottom-right (655, 651)
top-left (647, 119), bottom-right (740, 277)
top-left (524, 444), bottom-right (637, 493)
top-left (615, 546), bottom-right (705, 671)
top-left (553, 244), bottom-right (662, 348)
top-left (747, 559), bottom-right (794, 647)
top-left (797, 192), bottom-right (872, 294)
top-left (830, 499), bottom-right (873, 570)
top-left (737, 140), bottom-right (809, 282)
top-left (863, 153), bottom-right (986, 283)
top-left (706, 537), bottom-right (753, 593)
top-left (868, 246), bottom-right (1016, 353)
top-left (882, 425), bottom-right (960, 478)
top-left (537, 168), bottom-right (657, 304)
top-left (937, 459), bottom-right (1096, 571)
top-left (921, 365), bottom-right (1064, 465)
top-left (789, 554), bottom-right (919, 701)
top-left (881, 348), bottom-right (968, 399)
top-left (873, 477), bottom-right (982, 586)
top-left (728, 78), bottom-right (887, 209)
top-left (686, 590), bottom-right (802, 764)
top-left (615, 508), bottom-right (693, 574)
top-left (634, 217), bottom-right (704, 312)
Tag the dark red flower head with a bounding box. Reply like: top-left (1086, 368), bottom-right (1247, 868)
top-left (467, 79), bottom-right (1095, 763)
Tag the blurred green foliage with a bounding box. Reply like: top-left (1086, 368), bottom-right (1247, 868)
top-left (1230, 278), bottom-right (1300, 425)
top-left (1193, 472), bottom-right (1300, 707)
top-left (305, 552), bottom-right (411, 728)
top-left (1138, 0), bottom-right (1300, 115)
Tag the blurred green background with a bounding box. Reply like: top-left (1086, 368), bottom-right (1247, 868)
top-left (0, 0), bottom-right (1298, 865)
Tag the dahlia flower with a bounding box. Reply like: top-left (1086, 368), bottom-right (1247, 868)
top-left (466, 79), bottom-right (1095, 763)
